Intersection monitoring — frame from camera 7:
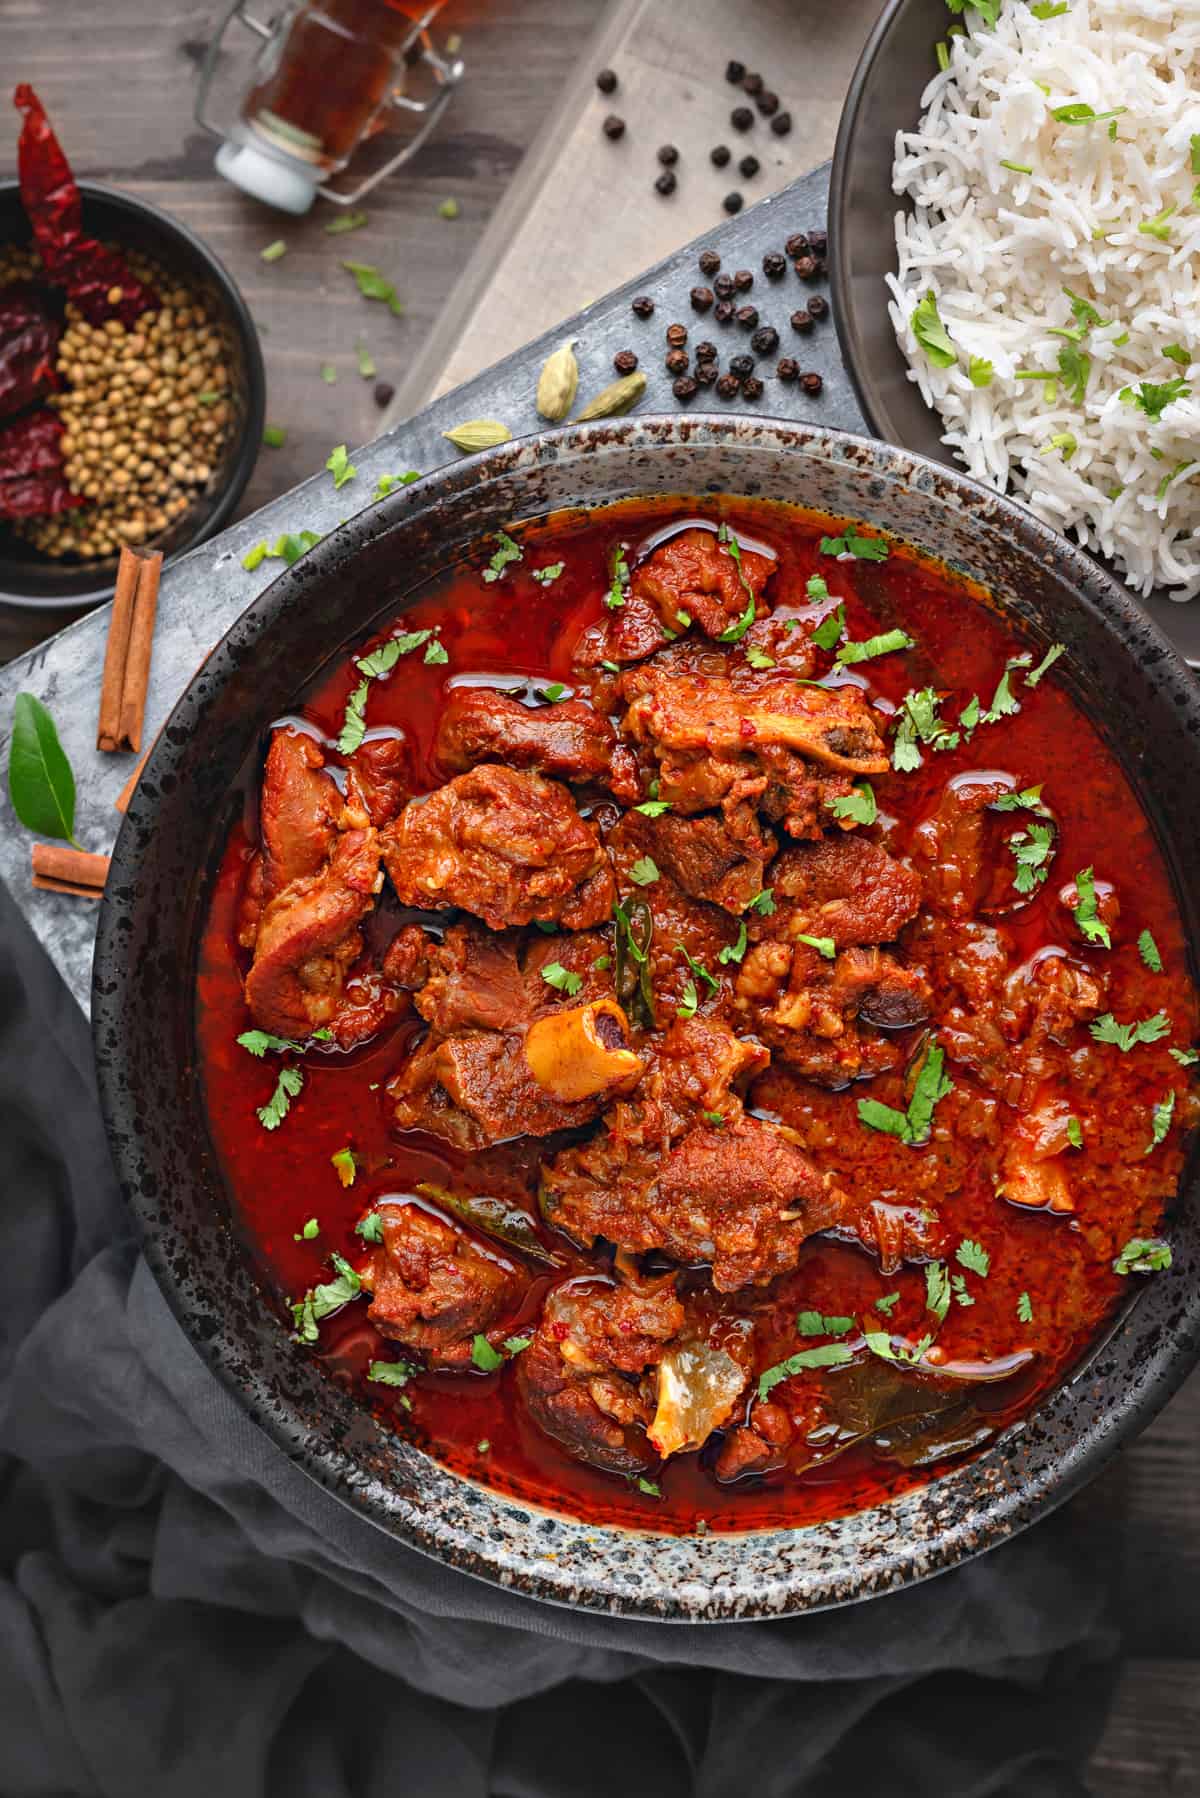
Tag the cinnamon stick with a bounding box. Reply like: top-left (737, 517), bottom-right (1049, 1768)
top-left (96, 547), bottom-right (163, 754)
top-left (114, 750), bottom-right (149, 814)
top-left (30, 842), bottom-right (110, 900)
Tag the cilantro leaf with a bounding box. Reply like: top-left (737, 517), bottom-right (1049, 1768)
top-left (1170, 1046), bottom-right (1199, 1067)
top-left (1067, 1117), bottom-right (1084, 1149)
top-left (795, 934), bottom-right (836, 960)
top-left (326, 444), bottom-right (356, 489)
top-left (864, 1331), bottom-right (934, 1367)
top-left (991, 785), bottom-right (1044, 812)
top-left (606, 543), bottom-right (630, 610)
top-left (258, 1065), bottom-right (304, 1130)
top-left (855, 1097), bottom-right (911, 1140)
top-left (836, 628), bottom-right (915, 666)
top-left (1051, 103), bottom-right (1126, 125)
top-left (806, 574), bottom-right (830, 601)
top-left (678, 944), bottom-right (720, 992)
top-left (811, 604), bottom-right (846, 651)
top-left (981, 656), bottom-right (1029, 724)
top-left (819, 535), bottom-right (889, 561)
top-left (374, 470), bottom-right (421, 500)
top-left (749, 887), bottom-right (776, 916)
top-left (1138, 929), bottom-right (1163, 973)
top-left (912, 290), bottom-right (957, 368)
top-left (717, 594), bottom-right (757, 644)
top-left (423, 637), bottom-right (449, 665)
top-left (874, 1292), bottom-right (901, 1316)
top-left (291, 1251), bottom-right (362, 1340)
top-left (969, 355), bottom-right (994, 387)
top-left (635, 799), bottom-right (672, 817)
top-left (857, 1043), bottom-right (954, 1147)
top-left (294, 1218), bottom-right (320, 1242)
top-left (237, 1028), bottom-right (325, 1057)
top-left (1017, 1291), bottom-right (1034, 1323)
top-left (1072, 867), bottom-right (1111, 948)
top-left (893, 688), bottom-right (959, 770)
top-left (758, 1341), bottom-right (854, 1398)
top-left (1057, 343), bottom-right (1090, 404)
top-left (746, 644), bottom-right (775, 670)
top-left (796, 1312), bottom-right (854, 1337)
top-left (481, 529), bottom-right (522, 583)
top-left (471, 1335), bottom-right (505, 1372)
top-left (342, 260), bottom-right (404, 314)
top-left (1144, 1090), bottom-right (1176, 1154)
top-left (718, 921), bottom-right (748, 966)
top-left (532, 562), bottom-right (565, 585)
top-left (1090, 1010), bottom-right (1171, 1051)
top-left (330, 1147), bottom-right (356, 1187)
top-left (1009, 822), bottom-right (1055, 894)
top-left (629, 856), bottom-right (660, 887)
top-left (355, 1211), bottom-right (384, 1244)
top-left (504, 1335), bottom-right (533, 1355)
top-left (1113, 1236), bottom-right (1172, 1275)
top-left (541, 962), bottom-right (584, 997)
top-left (635, 1477), bottom-right (662, 1497)
top-left (926, 1261), bottom-right (951, 1324)
top-left (1121, 377), bottom-right (1190, 420)
top-left (956, 1238), bottom-right (990, 1277)
top-left (829, 782), bottom-right (877, 825)
top-left (368, 1359), bottom-right (416, 1387)
top-left (677, 979), bottom-right (699, 1019)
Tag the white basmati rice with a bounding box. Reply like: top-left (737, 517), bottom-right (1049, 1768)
top-left (888, 0), bottom-right (1200, 599)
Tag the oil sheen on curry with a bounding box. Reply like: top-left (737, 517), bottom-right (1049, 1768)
top-left (196, 498), bottom-right (1197, 1534)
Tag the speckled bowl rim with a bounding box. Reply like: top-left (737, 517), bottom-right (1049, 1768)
top-left (93, 417), bottom-right (1200, 1623)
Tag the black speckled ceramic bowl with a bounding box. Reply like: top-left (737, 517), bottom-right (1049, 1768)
top-left (829, 0), bottom-right (1200, 667)
top-left (92, 418), bottom-right (1200, 1621)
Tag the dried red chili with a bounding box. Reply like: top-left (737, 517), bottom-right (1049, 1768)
top-left (13, 84), bottom-right (156, 327)
top-left (0, 410), bottom-right (84, 519)
top-left (0, 283), bottom-right (60, 422)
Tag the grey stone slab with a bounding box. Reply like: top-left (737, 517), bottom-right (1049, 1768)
top-left (0, 162), bottom-right (855, 1016)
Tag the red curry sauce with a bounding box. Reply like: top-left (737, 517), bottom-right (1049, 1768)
top-left (195, 497), bottom-right (1197, 1534)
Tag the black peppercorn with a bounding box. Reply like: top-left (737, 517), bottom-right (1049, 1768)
top-left (631, 294), bottom-right (655, 318)
top-left (790, 308), bottom-right (814, 333)
top-left (690, 285), bottom-right (714, 312)
top-left (713, 271), bottom-right (735, 298)
top-left (762, 250), bottom-right (786, 278)
top-left (808, 293), bottom-right (829, 319)
top-left (665, 348), bottom-right (689, 375)
top-left (785, 232), bottom-right (809, 257)
top-left (739, 155), bottom-right (760, 178)
top-left (793, 255), bottom-right (819, 280)
top-left (733, 268), bottom-right (754, 291)
top-left (730, 107), bottom-right (754, 132)
top-left (658, 144), bottom-right (679, 167)
top-left (694, 340), bottom-right (718, 361)
top-left (673, 374), bottom-right (699, 401)
top-left (808, 228), bottom-right (828, 256)
top-left (741, 375), bottom-right (765, 400)
top-left (596, 68), bottom-right (618, 94)
top-left (666, 322), bottom-right (688, 347)
top-left (770, 111), bottom-right (792, 137)
top-left (713, 298), bottom-right (736, 323)
top-left (776, 357), bottom-right (799, 382)
top-left (812, 257), bottom-right (827, 281)
top-left (723, 192), bottom-right (744, 214)
top-left (603, 114), bottom-right (626, 140)
top-left (698, 248), bottom-right (721, 275)
top-left (729, 353), bottom-right (755, 379)
top-left (800, 371), bottom-right (823, 396)
top-left (655, 170), bottom-right (677, 196)
top-left (742, 71), bottom-right (764, 95)
top-left (695, 361), bottom-right (718, 385)
top-left (613, 349), bottom-right (638, 374)
top-left (716, 372), bottom-right (740, 399)
top-left (735, 304), bottom-right (759, 328)
top-left (756, 91), bottom-right (779, 116)
top-left (750, 325), bottom-right (779, 353)
top-left (725, 59), bottom-right (746, 83)
top-left (710, 144), bottom-right (732, 168)
top-left (373, 380), bottom-right (395, 408)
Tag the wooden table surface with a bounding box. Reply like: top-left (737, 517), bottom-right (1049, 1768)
top-left (2, 3), bottom-right (1198, 1787)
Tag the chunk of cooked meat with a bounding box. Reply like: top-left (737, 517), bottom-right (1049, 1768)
top-left (604, 812), bottom-right (747, 1018)
top-left (628, 809), bottom-right (773, 915)
top-left (343, 734), bottom-right (410, 828)
top-left (714, 1400), bottom-right (793, 1482)
top-left (435, 688), bottom-right (616, 783)
top-left (573, 591), bottom-right (671, 671)
top-left (388, 924), bottom-right (639, 1147)
top-left (632, 526), bottom-right (775, 639)
top-left (911, 773), bottom-right (1052, 918)
top-left (243, 826), bottom-right (389, 1045)
top-left (361, 1201), bottom-right (525, 1367)
top-left (542, 1113), bottom-right (845, 1292)
top-left (381, 765), bottom-right (615, 930)
top-left (1007, 950), bottom-right (1108, 1057)
top-left (619, 663), bottom-right (887, 842)
top-left (381, 922), bottom-right (432, 992)
top-left (762, 834), bottom-right (923, 948)
top-left (830, 1195), bottom-right (951, 1274)
top-left (997, 1098), bottom-right (1077, 1212)
top-left (598, 1012), bottom-right (770, 1154)
top-left (239, 727), bottom-right (344, 949)
top-left (735, 940), bottom-right (930, 1087)
top-left (517, 1277), bottom-right (683, 1473)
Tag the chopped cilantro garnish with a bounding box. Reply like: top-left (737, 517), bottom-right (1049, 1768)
top-left (326, 444), bottom-right (356, 489)
top-left (1056, 343), bottom-right (1090, 404)
top-left (262, 424), bottom-right (287, 448)
top-left (703, 1110), bottom-right (727, 1127)
top-left (330, 1147), bottom-right (356, 1188)
top-left (629, 856), bottom-right (660, 887)
top-left (1144, 1090), bottom-right (1176, 1155)
top-left (820, 534), bottom-right (889, 561)
top-left (368, 1359), bottom-right (416, 1387)
top-left (958, 694), bottom-right (981, 737)
top-left (926, 1261), bottom-right (951, 1324)
top-left (606, 543), bottom-right (631, 610)
top-left (678, 944), bottom-right (720, 992)
top-left (1051, 103), bottom-right (1126, 125)
top-left (956, 1238), bottom-right (990, 1277)
top-left (481, 529), bottom-right (522, 583)
top-left (1121, 377), bottom-right (1190, 420)
top-left (748, 888), bottom-right (776, 916)
top-left (806, 574), bottom-right (830, 601)
top-left (342, 260), bottom-right (405, 314)
top-left (1138, 205), bottom-right (1177, 242)
top-left (504, 1335), bottom-right (533, 1355)
top-left (718, 921), bottom-right (748, 966)
top-left (1000, 158), bottom-right (1033, 175)
top-left (746, 644), bottom-right (775, 670)
top-left (677, 979), bottom-right (699, 1020)
top-left (1169, 1046), bottom-right (1198, 1067)
top-left (238, 1028), bottom-right (329, 1057)
top-left (635, 799), bottom-right (672, 816)
top-left (796, 934), bottom-right (836, 960)
top-left (829, 782), bottom-right (877, 826)
top-left (1163, 344), bottom-right (1190, 367)
top-left (1072, 867), bottom-right (1111, 948)
top-left (892, 688), bottom-right (960, 770)
top-left (951, 1274), bottom-right (974, 1308)
top-left (874, 1291), bottom-right (901, 1316)
top-left (1067, 1116), bottom-right (1084, 1150)
top-left (1009, 821), bottom-right (1055, 894)
top-left (241, 542), bottom-right (268, 572)
top-left (717, 594), bottom-right (756, 643)
top-left (864, 1331), bottom-right (934, 1368)
top-left (424, 637), bottom-right (448, 665)
top-left (837, 628), bottom-right (915, 666)
top-left (325, 211), bottom-right (368, 234)
top-left (1090, 1010), bottom-right (1171, 1052)
top-left (1139, 929), bottom-right (1163, 973)
top-left (471, 1335), bottom-right (505, 1372)
top-left (969, 355), bottom-right (994, 386)
top-left (991, 785), bottom-right (1044, 812)
top-left (257, 1065), bottom-right (304, 1131)
top-left (796, 1311), bottom-right (854, 1337)
top-left (1041, 432), bottom-right (1077, 461)
top-left (635, 1477), bottom-right (662, 1497)
top-left (1025, 643), bottom-right (1065, 687)
top-left (1112, 1236), bottom-right (1171, 1275)
top-left (600, 659), bottom-right (620, 673)
top-left (857, 1041), bottom-right (953, 1146)
top-left (532, 562), bottom-right (565, 585)
top-left (758, 1341), bottom-right (854, 1398)
top-left (541, 962), bottom-right (584, 997)
top-left (912, 290), bottom-right (956, 368)
top-left (291, 1251), bottom-right (362, 1341)
top-left (1017, 1291), bottom-right (1034, 1323)
top-left (374, 470), bottom-right (421, 500)
top-left (294, 1218), bottom-right (320, 1242)
top-left (355, 1211), bottom-right (384, 1244)
top-left (810, 604), bottom-right (846, 651)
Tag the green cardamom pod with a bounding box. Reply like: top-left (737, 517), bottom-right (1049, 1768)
top-left (573, 371), bottom-right (647, 422)
top-left (442, 419), bottom-right (513, 452)
top-left (535, 338), bottom-right (579, 422)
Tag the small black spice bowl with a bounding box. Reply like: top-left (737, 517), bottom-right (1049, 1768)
top-left (0, 180), bottom-right (265, 612)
